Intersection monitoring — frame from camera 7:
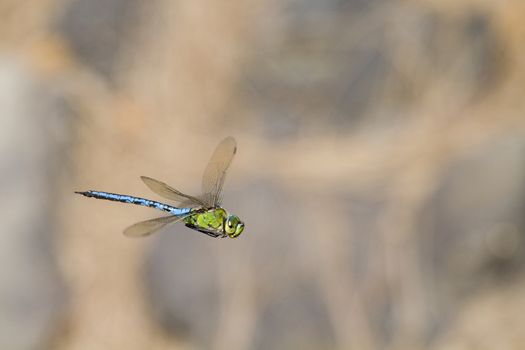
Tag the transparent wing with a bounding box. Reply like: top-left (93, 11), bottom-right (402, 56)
top-left (141, 176), bottom-right (207, 207)
top-left (123, 214), bottom-right (190, 238)
top-left (201, 136), bottom-right (237, 207)
top-left (179, 196), bottom-right (208, 208)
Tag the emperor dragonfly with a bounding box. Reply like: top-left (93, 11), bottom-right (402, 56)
top-left (76, 137), bottom-right (244, 238)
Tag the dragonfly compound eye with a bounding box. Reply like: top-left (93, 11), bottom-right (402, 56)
top-left (232, 221), bottom-right (244, 238)
top-left (226, 215), bottom-right (243, 237)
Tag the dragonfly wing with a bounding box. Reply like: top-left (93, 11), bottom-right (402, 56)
top-left (123, 214), bottom-right (190, 237)
top-left (179, 196), bottom-right (208, 207)
top-left (201, 137), bottom-right (237, 207)
top-left (141, 176), bottom-right (207, 207)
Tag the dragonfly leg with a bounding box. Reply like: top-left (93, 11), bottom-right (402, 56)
top-left (184, 223), bottom-right (223, 238)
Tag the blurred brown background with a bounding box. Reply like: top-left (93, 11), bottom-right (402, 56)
top-left (1, 0), bottom-right (524, 349)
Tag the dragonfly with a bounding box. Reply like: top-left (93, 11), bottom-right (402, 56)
top-left (76, 136), bottom-right (245, 238)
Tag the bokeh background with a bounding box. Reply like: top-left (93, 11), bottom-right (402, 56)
top-left (1, 0), bottom-right (525, 349)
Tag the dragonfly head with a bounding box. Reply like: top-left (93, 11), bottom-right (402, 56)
top-left (225, 215), bottom-right (244, 238)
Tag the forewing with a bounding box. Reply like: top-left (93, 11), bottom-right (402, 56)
top-left (201, 137), bottom-right (237, 207)
top-left (123, 215), bottom-right (189, 237)
top-left (141, 176), bottom-right (206, 207)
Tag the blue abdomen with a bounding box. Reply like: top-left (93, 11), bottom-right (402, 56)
top-left (76, 190), bottom-right (192, 215)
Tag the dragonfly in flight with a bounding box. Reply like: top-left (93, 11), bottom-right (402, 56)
top-left (76, 137), bottom-right (244, 238)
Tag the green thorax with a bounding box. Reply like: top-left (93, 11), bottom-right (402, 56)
top-left (184, 208), bottom-right (228, 237)
top-left (184, 207), bottom-right (245, 238)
